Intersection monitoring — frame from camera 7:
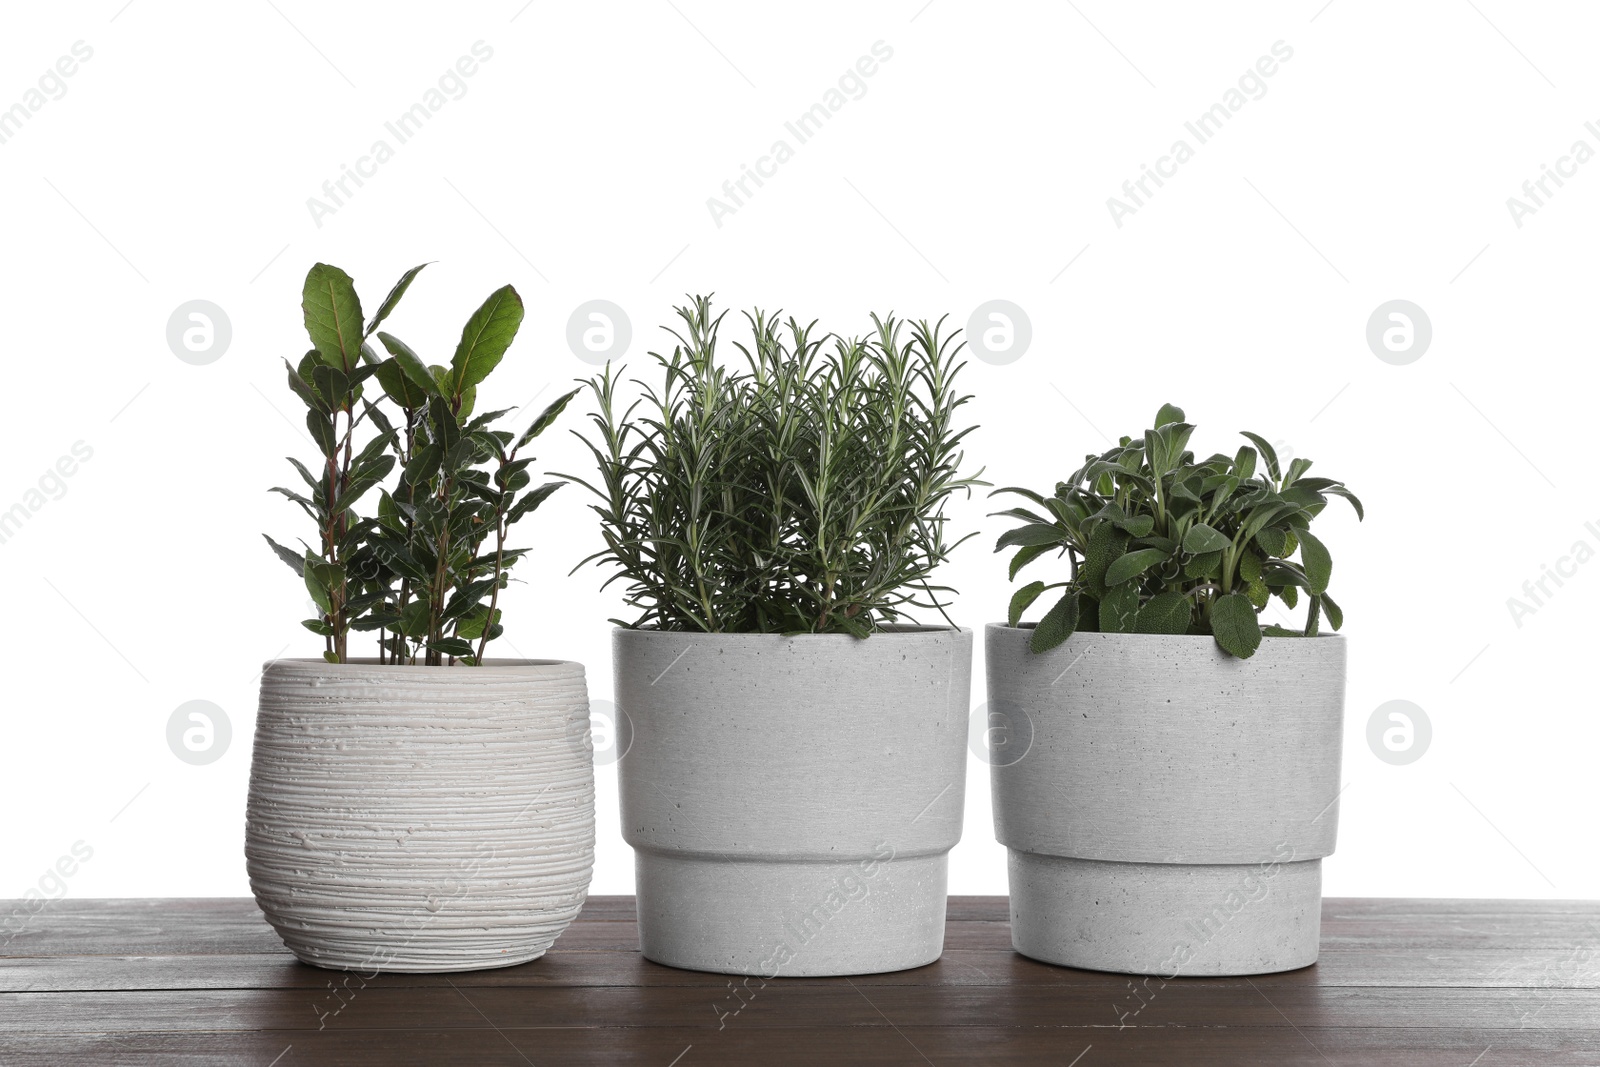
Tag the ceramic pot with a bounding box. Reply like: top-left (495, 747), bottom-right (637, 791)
top-left (246, 658), bottom-right (595, 972)
top-left (615, 625), bottom-right (972, 976)
top-left (986, 626), bottom-right (1345, 976)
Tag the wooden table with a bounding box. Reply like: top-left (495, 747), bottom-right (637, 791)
top-left (2, 897), bottom-right (1597, 1065)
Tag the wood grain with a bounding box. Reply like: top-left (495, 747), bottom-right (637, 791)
top-left (1, 896), bottom-right (1596, 1066)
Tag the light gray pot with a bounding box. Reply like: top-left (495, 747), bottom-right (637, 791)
top-left (615, 625), bottom-right (972, 976)
top-left (986, 625), bottom-right (1346, 976)
top-left (246, 658), bottom-right (595, 972)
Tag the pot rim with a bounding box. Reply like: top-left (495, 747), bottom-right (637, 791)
top-left (261, 656), bottom-right (581, 671)
top-left (985, 622), bottom-right (1345, 642)
top-left (613, 622), bottom-right (968, 639)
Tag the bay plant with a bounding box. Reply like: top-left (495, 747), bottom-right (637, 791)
top-left (994, 403), bottom-right (1362, 658)
top-left (263, 262), bottom-right (578, 665)
top-left (564, 295), bottom-right (985, 635)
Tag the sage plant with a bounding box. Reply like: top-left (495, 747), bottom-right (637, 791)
top-left (995, 404), bottom-right (1362, 658)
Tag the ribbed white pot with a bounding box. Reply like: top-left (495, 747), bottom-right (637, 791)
top-left (246, 658), bottom-right (595, 972)
top-left (986, 626), bottom-right (1346, 976)
top-left (616, 625), bottom-right (972, 976)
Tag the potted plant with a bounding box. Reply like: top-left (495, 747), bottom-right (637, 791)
top-left (988, 403), bottom-right (1362, 976)
top-left (565, 297), bottom-right (984, 976)
top-left (247, 262), bottom-right (594, 973)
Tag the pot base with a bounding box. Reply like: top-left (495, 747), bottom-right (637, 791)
top-left (1008, 851), bottom-right (1321, 976)
top-left (275, 919), bottom-right (561, 973)
top-left (636, 850), bottom-right (948, 976)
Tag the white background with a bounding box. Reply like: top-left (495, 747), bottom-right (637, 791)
top-left (1, 0), bottom-right (1594, 904)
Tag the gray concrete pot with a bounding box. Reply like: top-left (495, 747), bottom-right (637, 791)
top-left (986, 625), bottom-right (1345, 976)
top-left (615, 625), bottom-right (972, 976)
top-left (246, 658), bottom-right (595, 972)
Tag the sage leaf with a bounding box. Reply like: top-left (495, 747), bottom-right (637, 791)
top-left (1210, 592), bottom-right (1262, 658)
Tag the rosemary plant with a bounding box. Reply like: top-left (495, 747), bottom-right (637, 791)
top-left (564, 296), bottom-right (985, 635)
top-left (995, 403), bottom-right (1362, 658)
top-left (264, 262), bottom-right (577, 665)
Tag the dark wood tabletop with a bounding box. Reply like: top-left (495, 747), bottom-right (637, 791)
top-left (2, 896), bottom-right (1597, 1065)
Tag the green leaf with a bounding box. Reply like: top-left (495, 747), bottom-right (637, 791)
top-left (283, 357), bottom-right (327, 412)
top-left (1255, 526), bottom-right (1290, 557)
top-left (1279, 485), bottom-right (1326, 511)
top-left (302, 263), bottom-right (364, 372)
top-left (1008, 581), bottom-right (1047, 627)
top-left (517, 388), bottom-right (583, 449)
top-left (427, 636), bottom-right (476, 659)
top-left (1184, 550), bottom-right (1222, 579)
top-left (1297, 529), bottom-right (1332, 595)
top-left (306, 410), bottom-right (337, 457)
top-left (1105, 547), bottom-right (1170, 587)
top-left (991, 485), bottom-right (1048, 507)
top-left (310, 365), bottom-right (352, 413)
top-left (1135, 590), bottom-right (1191, 634)
top-left (1239, 432), bottom-right (1280, 482)
top-left (1081, 520), bottom-right (1126, 594)
top-left (323, 650), bottom-right (341, 664)
top-left (365, 263), bottom-right (430, 337)
top-left (448, 285), bottom-right (523, 399)
top-left (333, 454), bottom-right (395, 515)
top-left (1210, 592), bottom-right (1262, 659)
top-left (376, 332), bottom-right (437, 396)
top-left (1324, 484), bottom-right (1365, 521)
top-left (455, 605), bottom-right (500, 641)
top-left (1232, 445), bottom-right (1257, 482)
top-left (377, 491), bottom-right (404, 532)
top-left (403, 441), bottom-right (442, 488)
top-left (301, 618), bottom-right (334, 636)
top-left (1099, 581), bottom-right (1141, 632)
top-left (1182, 523), bottom-right (1231, 554)
top-left (996, 523), bottom-right (1067, 551)
top-left (1030, 590), bottom-right (1079, 652)
top-left (507, 480), bottom-right (564, 525)
top-left (1154, 403), bottom-right (1185, 427)
top-left (399, 599), bottom-right (431, 638)
top-left (1319, 592), bottom-right (1344, 630)
top-left (1131, 535), bottom-right (1177, 555)
top-left (304, 555), bottom-right (332, 614)
top-left (1102, 503), bottom-right (1155, 538)
top-left (263, 534), bottom-right (305, 576)
top-left (1009, 543), bottom-right (1053, 581)
top-left (1238, 548), bottom-right (1263, 583)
